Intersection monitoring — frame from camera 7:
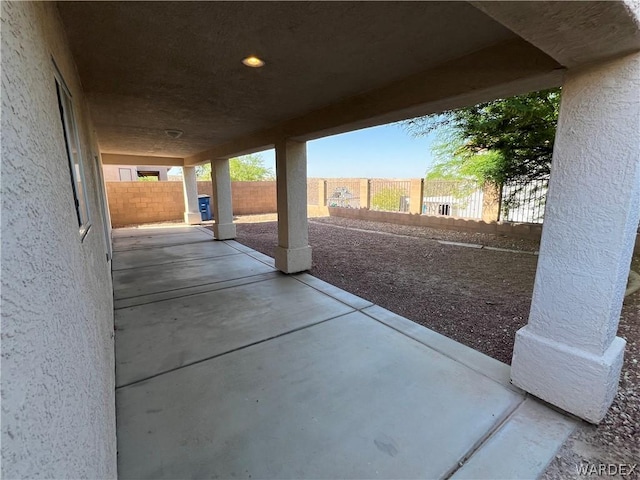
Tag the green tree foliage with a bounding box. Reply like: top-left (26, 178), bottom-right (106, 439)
top-left (137, 175), bottom-right (159, 182)
top-left (371, 187), bottom-right (405, 211)
top-left (196, 154), bottom-right (274, 181)
top-left (403, 88), bottom-right (561, 185)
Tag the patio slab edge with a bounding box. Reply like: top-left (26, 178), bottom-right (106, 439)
top-left (292, 273), bottom-right (374, 310)
top-left (451, 398), bottom-right (578, 480)
top-left (361, 304), bottom-right (520, 392)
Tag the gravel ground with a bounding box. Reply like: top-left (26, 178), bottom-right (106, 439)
top-left (219, 217), bottom-right (639, 475)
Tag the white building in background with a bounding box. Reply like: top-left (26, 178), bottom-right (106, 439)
top-left (102, 164), bottom-right (170, 181)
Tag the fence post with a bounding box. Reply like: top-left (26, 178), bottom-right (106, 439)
top-left (482, 182), bottom-right (501, 222)
top-left (318, 179), bottom-right (327, 206)
top-left (359, 179), bottom-right (370, 209)
top-left (409, 179), bottom-right (424, 214)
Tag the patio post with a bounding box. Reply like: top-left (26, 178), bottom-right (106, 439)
top-left (360, 179), bottom-right (370, 209)
top-left (182, 166), bottom-right (201, 225)
top-left (511, 53), bottom-right (640, 423)
top-left (409, 179), bottom-right (423, 215)
top-left (275, 139), bottom-right (312, 273)
top-left (211, 158), bottom-right (236, 240)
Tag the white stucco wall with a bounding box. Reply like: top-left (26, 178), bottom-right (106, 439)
top-left (102, 164), bottom-right (171, 182)
top-left (511, 52), bottom-right (640, 423)
top-left (1, 2), bottom-right (117, 478)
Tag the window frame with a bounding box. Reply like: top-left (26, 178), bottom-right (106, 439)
top-left (119, 168), bottom-right (133, 181)
top-left (53, 63), bottom-right (92, 240)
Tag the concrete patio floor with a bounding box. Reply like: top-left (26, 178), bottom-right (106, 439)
top-left (113, 224), bottom-right (578, 479)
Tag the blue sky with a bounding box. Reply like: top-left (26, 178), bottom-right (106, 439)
top-left (260, 123), bottom-right (438, 178)
top-left (174, 122), bottom-right (440, 179)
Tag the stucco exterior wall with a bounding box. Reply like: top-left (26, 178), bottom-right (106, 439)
top-left (103, 164), bottom-right (170, 182)
top-left (1, 2), bottom-right (117, 478)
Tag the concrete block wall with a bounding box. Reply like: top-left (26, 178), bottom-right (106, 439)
top-left (197, 181), bottom-right (277, 215)
top-left (327, 207), bottom-right (545, 241)
top-left (229, 181), bottom-right (277, 215)
top-left (307, 179), bottom-right (320, 206)
top-left (106, 182), bottom-right (184, 227)
top-left (105, 181), bottom-right (279, 226)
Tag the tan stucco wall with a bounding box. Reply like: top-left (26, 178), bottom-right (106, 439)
top-left (103, 164), bottom-right (137, 182)
top-left (103, 164), bottom-right (170, 182)
top-left (1, 2), bottom-right (116, 478)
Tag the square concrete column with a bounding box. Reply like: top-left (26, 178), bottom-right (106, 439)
top-left (182, 166), bottom-right (201, 225)
top-left (211, 159), bottom-right (236, 240)
top-left (511, 53), bottom-right (640, 423)
top-left (318, 179), bottom-right (327, 207)
top-left (481, 183), bottom-right (501, 222)
top-left (409, 179), bottom-right (424, 215)
top-left (359, 179), bottom-right (370, 209)
top-left (275, 140), bottom-right (312, 273)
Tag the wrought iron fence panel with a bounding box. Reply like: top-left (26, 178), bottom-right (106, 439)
top-left (369, 179), bottom-right (411, 212)
top-left (326, 179), bottom-right (362, 208)
top-left (422, 180), bottom-right (483, 219)
top-left (501, 178), bottom-right (549, 223)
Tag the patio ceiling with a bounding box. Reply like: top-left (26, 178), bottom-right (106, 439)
top-left (57, 2), bottom-right (564, 162)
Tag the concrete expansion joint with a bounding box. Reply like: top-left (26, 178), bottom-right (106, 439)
top-left (111, 252), bottom-right (242, 273)
top-left (291, 276), bottom-right (372, 312)
top-left (113, 238), bottom-right (214, 253)
top-left (442, 397), bottom-right (527, 479)
top-left (223, 241), bottom-right (276, 269)
top-left (113, 272), bottom-right (280, 310)
top-left (194, 225), bottom-right (215, 237)
top-left (115, 309), bottom-right (355, 390)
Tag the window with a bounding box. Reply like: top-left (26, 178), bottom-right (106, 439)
top-left (137, 170), bottom-right (160, 181)
top-left (54, 68), bottom-right (91, 238)
top-left (119, 168), bottom-right (133, 181)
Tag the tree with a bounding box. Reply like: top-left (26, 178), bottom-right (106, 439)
top-left (371, 187), bottom-right (406, 212)
top-left (196, 154), bottom-right (274, 181)
top-left (403, 88), bottom-right (561, 185)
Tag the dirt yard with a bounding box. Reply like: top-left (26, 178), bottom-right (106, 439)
top-left (220, 216), bottom-right (639, 476)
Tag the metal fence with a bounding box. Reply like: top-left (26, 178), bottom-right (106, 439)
top-left (311, 176), bottom-right (551, 224)
top-left (422, 180), bottom-right (484, 219)
top-left (501, 178), bottom-right (549, 223)
top-left (325, 179), bottom-right (363, 208)
top-left (369, 179), bottom-right (411, 212)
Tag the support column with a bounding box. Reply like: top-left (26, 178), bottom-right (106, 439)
top-left (211, 159), bottom-right (236, 240)
top-left (481, 183), bottom-right (501, 222)
top-left (511, 53), bottom-right (640, 423)
top-left (182, 166), bottom-right (201, 225)
top-left (359, 179), bottom-right (370, 209)
top-left (409, 179), bottom-right (424, 215)
top-left (275, 140), bottom-right (312, 273)
top-left (318, 179), bottom-right (327, 207)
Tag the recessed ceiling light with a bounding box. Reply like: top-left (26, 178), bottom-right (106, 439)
top-left (165, 129), bottom-right (183, 139)
top-left (242, 56), bottom-right (265, 68)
